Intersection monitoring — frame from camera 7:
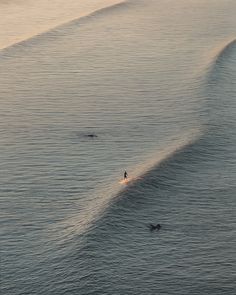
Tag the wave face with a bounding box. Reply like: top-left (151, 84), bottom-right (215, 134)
top-left (204, 38), bottom-right (236, 132)
top-left (1, 0), bottom-right (236, 294)
top-left (205, 38), bottom-right (236, 79)
top-left (213, 38), bottom-right (236, 65)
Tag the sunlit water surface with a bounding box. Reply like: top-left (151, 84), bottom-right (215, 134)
top-left (1, 0), bottom-right (236, 294)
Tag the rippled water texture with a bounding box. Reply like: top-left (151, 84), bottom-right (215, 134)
top-left (1, 0), bottom-right (236, 294)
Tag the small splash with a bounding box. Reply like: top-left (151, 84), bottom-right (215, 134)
top-left (119, 178), bottom-right (129, 184)
top-left (119, 176), bottom-right (140, 185)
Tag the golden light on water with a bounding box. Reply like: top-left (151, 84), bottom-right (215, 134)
top-left (0, 0), bottom-right (123, 50)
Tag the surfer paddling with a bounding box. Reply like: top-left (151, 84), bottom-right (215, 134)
top-left (124, 171), bottom-right (128, 180)
top-left (149, 224), bottom-right (161, 232)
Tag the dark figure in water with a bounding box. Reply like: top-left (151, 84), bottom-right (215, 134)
top-left (149, 224), bottom-right (161, 231)
top-left (86, 134), bottom-right (97, 138)
top-left (124, 171), bottom-right (128, 179)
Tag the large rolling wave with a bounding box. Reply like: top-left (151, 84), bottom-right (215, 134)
top-left (56, 38), bottom-right (236, 241)
top-left (0, 0), bottom-right (127, 58)
top-left (51, 129), bottom-right (203, 244)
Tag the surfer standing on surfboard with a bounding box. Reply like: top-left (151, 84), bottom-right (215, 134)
top-left (124, 171), bottom-right (128, 180)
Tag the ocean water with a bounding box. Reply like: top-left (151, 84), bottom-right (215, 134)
top-left (0, 0), bottom-right (236, 294)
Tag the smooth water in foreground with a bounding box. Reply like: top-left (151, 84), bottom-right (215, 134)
top-left (1, 0), bottom-right (236, 294)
